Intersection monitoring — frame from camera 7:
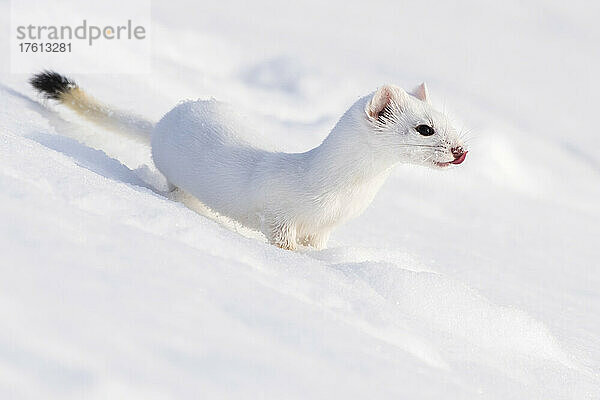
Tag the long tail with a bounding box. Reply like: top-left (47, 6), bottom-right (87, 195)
top-left (29, 70), bottom-right (153, 145)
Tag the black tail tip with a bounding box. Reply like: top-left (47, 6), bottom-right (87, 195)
top-left (29, 70), bottom-right (77, 100)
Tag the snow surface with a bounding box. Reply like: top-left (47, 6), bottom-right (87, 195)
top-left (1, 0), bottom-right (600, 398)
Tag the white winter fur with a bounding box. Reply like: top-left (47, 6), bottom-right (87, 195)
top-left (151, 84), bottom-right (466, 250)
top-left (54, 83), bottom-right (466, 250)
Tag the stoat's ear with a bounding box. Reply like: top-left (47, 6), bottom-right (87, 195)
top-left (366, 84), bottom-right (404, 121)
top-left (410, 82), bottom-right (429, 103)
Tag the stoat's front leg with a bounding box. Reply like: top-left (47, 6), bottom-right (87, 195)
top-left (267, 219), bottom-right (298, 251)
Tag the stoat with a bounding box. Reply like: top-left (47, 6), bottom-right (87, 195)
top-left (30, 71), bottom-right (467, 250)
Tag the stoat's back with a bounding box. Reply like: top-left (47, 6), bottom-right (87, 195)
top-left (151, 100), bottom-right (269, 227)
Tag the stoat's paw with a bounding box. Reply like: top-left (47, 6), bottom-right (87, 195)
top-left (274, 241), bottom-right (298, 251)
top-left (300, 230), bottom-right (331, 250)
top-left (268, 221), bottom-right (298, 251)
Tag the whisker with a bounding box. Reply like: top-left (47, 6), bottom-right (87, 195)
top-left (397, 144), bottom-right (442, 149)
top-left (422, 153), bottom-right (437, 163)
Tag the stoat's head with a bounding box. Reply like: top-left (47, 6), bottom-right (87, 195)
top-left (363, 84), bottom-right (467, 168)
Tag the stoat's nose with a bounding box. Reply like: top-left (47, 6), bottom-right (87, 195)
top-left (450, 146), bottom-right (467, 164)
top-left (451, 146), bottom-right (465, 158)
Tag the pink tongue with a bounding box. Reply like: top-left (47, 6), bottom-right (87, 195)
top-left (451, 151), bottom-right (467, 164)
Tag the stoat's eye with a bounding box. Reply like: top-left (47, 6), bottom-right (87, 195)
top-left (415, 124), bottom-right (434, 136)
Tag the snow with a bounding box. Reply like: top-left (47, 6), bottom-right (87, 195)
top-left (1, 0), bottom-right (599, 398)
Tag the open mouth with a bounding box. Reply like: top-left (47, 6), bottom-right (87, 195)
top-left (435, 151), bottom-right (468, 167)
